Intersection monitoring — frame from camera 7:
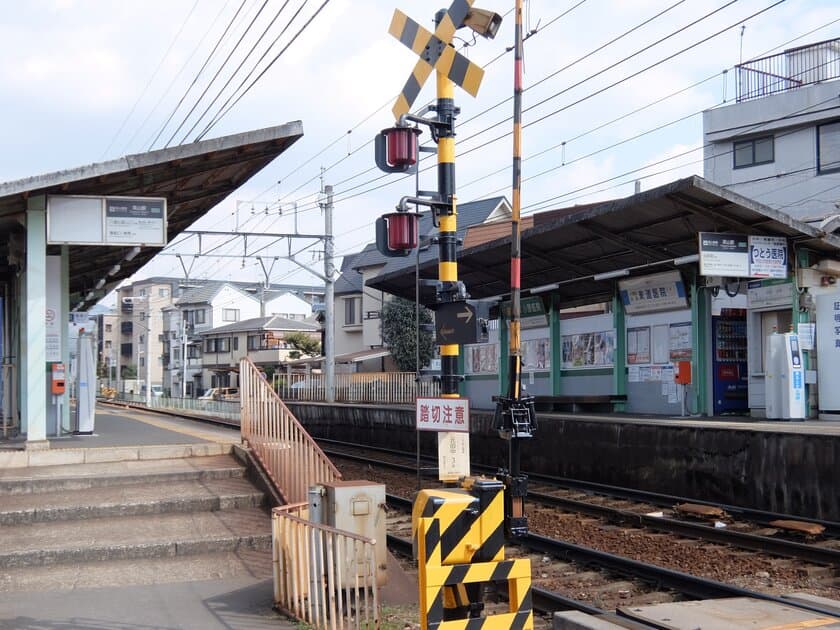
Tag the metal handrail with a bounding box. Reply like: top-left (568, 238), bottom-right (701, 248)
top-left (272, 503), bottom-right (380, 629)
top-left (240, 358), bottom-right (341, 504)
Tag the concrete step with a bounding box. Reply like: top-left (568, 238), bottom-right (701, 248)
top-left (0, 477), bottom-right (265, 525)
top-left (0, 549), bottom-right (273, 593)
top-left (0, 454), bottom-right (245, 495)
top-left (0, 507), bottom-right (272, 569)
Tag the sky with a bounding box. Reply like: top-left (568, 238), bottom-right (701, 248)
top-left (1, 0), bottom-right (838, 302)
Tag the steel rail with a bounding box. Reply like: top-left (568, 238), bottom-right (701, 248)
top-left (330, 445), bottom-right (840, 568)
top-left (317, 437), bottom-right (840, 535)
top-left (521, 532), bottom-right (840, 619)
top-left (385, 532), bottom-right (606, 618)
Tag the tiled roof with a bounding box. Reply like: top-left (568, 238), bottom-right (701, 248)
top-left (203, 314), bottom-right (319, 335)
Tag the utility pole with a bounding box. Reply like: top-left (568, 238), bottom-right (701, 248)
top-left (181, 314), bottom-right (189, 398)
top-left (494, 0), bottom-right (537, 538)
top-left (322, 184), bottom-right (336, 404)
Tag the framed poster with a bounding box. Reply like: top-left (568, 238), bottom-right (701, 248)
top-left (669, 322), bottom-right (693, 361)
top-left (561, 331), bottom-right (615, 369)
top-left (627, 326), bottom-right (651, 364)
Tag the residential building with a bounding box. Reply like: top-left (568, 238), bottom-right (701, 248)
top-left (115, 278), bottom-right (178, 395)
top-left (703, 38), bottom-right (840, 222)
top-left (199, 314), bottom-right (320, 388)
top-left (334, 196), bottom-right (512, 372)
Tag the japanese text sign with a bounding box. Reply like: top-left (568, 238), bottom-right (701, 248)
top-left (416, 397), bottom-right (470, 433)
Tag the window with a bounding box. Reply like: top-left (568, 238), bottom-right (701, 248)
top-left (818, 121), bottom-right (840, 174)
top-left (139, 311), bottom-right (146, 321)
top-left (248, 335), bottom-right (262, 351)
top-left (733, 136), bottom-right (774, 168)
top-left (159, 288), bottom-right (169, 297)
top-left (138, 289), bottom-right (146, 297)
top-left (205, 338), bottom-right (231, 353)
top-left (195, 309), bottom-right (206, 324)
top-left (105, 324), bottom-right (112, 333)
top-left (173, 348), bottom-right (180, 361)
top-left (233, 337), bottom-right (239, 351)
top-left (187, 345), bottom-right (201, 359)
top-left (223, 308), bottom-right (239, 322)
top-left (344, 297), bottom-right (359, 326)
top-left (139, 334), bottom-right (145, 345)
top-left (139, 357), bottom-right (145, 368)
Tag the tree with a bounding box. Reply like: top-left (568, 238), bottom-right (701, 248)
top-left (283, 332), bottom-right (321, 360)
top-left (381, 297), bottom-right (435, 372)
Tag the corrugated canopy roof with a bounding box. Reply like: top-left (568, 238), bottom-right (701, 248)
top-left (367, 176), bottom-right (840, 308)
top-left (0, 122), bottom-right (303, 309)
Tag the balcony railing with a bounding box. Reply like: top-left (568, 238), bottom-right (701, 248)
top-left (736, 38), bottom-right (840, 102)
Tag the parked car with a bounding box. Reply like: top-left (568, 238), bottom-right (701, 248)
top-left (198, 387), bottom-right (239, 401)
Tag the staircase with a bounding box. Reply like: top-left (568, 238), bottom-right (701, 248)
top-left (0, 452), bottom-right (274, 593)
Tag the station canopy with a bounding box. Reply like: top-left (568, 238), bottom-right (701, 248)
top-left (0, 122), bottom-right (303, 308)
top-left (367, 176), bottom-right (840, 308)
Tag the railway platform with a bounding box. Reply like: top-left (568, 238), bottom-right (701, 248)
top-left (289, 401), bottom-right (840, 523)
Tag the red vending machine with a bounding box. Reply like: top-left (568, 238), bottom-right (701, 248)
top-left (712, 308), bottom-right (748, 415)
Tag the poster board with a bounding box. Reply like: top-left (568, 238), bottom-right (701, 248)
top-left (627, 326), bottom-right (651, 364)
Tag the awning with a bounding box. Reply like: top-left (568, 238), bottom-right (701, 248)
top-left (367, 176), bottom-right (840, 308)
top-left (0, 122), bottom-right (303, 308)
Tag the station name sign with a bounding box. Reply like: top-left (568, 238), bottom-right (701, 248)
top-left (47, 195), bottom-right (167, 247)
top-left (698, 232), bottom-right (787, 279)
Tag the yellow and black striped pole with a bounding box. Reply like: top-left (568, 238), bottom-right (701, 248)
top-left (435, 8), bottom-right (461, 400)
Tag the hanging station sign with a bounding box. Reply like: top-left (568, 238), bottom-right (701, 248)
top-left (47, 195), bottom-right (167, 247)
top-left (698, 232), bottom-right (788, 279)
top-left (618, 271), bottom-right (688, 314)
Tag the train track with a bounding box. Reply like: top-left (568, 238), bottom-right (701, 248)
top-left (384, 493), bottom-right (840, 621)
top-left (318, 438), bottom-right (840, 568)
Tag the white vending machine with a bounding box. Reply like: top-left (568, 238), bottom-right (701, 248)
top-left (764, 332), bottom-right (806, 420)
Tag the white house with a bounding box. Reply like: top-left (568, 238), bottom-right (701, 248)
top-left (703, 38), bottom-right (840, 222)
top-left (333, 196), bottom-right (512, 372)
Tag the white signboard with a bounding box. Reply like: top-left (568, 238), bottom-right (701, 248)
top-left (748, 236), bottom-right (788, 278)
top-left (47, 195), bottom-right (167, 247)
top-left (619, 271), bottom-right (688, 314)
top-left (747, 279), bottom-right (793, 309)
top-left (438, 431), bottom-right (470, 481)
top-left (699, 232), bottom-right (789, 279)
top-left (416, 397), bottom-right (469, 432)
top-left (45, 256), bottom-right (61, 362)
top-left (699, 232), bottom-right (750, 277)
top-left (817, 293), bottom-right (840, 411)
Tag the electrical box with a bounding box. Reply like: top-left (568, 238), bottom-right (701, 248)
top-left (50, 363), bottom-right (66, 396)
top-left (674, 361), bottom-right (692, 385)
top-left (765, 332), bottom-right (806, 420)
top-left (317, 481), bottom-right (387, 587)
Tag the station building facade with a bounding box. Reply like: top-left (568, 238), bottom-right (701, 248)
top-left (368, 176), bottom-right (840, 419)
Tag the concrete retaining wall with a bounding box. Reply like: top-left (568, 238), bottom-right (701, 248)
top-left (289, 403), bottom-right (840, 521)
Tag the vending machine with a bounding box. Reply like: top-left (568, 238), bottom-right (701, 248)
top-left (765, 332), bottom-right (806, 420)
top-left (712, 308), bottom-right (748, 415)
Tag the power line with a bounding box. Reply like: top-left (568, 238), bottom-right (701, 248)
top-left (180, 0), bottom-right (301, 144)
top-left (164, 0), bottom-right (273, 148)
top-left (148, 0), bottom-right (251, 150)
top-left (101, 0), bottom-right (201, 158)
top-left (195, 0), bottom-right (332, 141)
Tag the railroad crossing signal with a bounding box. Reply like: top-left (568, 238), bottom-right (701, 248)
top-left (388, 0), bottom-right (486, 120)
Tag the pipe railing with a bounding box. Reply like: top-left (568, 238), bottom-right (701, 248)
top-left (240, 358), bottom-right (341, 504)
top-left (275, 371), bottom-right (439, 404)
top-left (272, 503), bottom-right (380, 630)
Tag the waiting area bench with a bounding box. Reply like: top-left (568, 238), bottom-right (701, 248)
top-left (533, 394), bottom-right (627, 413)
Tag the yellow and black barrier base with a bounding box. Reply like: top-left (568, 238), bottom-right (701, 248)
top-left (413, 480), bottom-right (533, 630)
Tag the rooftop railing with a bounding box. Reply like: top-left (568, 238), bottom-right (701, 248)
top-left (736, 38), bottom-right (840, 102)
